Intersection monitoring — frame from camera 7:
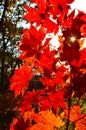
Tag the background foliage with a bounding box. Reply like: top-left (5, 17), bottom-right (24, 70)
top-left (0, 0), bottom-right (30, 129)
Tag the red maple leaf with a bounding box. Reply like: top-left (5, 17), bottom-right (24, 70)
top-left (24, 4), bottom-right (40, 23)
top-left (20, 90), bottom-right (45, 113)
top-left (40, 64), bottom-right (68, 90)
top-left (19, 27), bottom-right (45, 59)
top-left (61, 43), bottom-right (80, 64)
top-left (40, 88), bottom-right (65, 113)
top-left (10, 117), bottom-right (30, 130)
top-left (71, 48), bottom-right (86, 67)
top-left (32, 0), bottom-right (48, 13)
top-left (10, 63), bottom-right (33, 97)
top-left (80, 24), bottom-right (86, 37)
top-left (42, 16), bottom-right (58, 34)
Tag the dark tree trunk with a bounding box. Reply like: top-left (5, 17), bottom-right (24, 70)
top-left (0, 0), bottom-right (8, 93)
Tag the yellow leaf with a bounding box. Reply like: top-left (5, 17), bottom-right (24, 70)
top-left (27, 109), bottom-right (65, 130)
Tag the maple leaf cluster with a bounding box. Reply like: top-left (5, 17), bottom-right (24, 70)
top-left (9, 0), bottom-right (86, 130)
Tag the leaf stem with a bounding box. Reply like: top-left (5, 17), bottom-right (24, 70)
top-left (66, 72), bottom-right (72, 130)
top-left (66, 92), bottom-right (72, 130)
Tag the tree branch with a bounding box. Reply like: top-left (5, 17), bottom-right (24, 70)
top-left (0, 0), bottom-right (8, 26)
top-left (0, 0), bottom-right (8, 93)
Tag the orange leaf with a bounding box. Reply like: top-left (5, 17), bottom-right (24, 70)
top-left (64, 105), bottom-right (86, 130)
top-left (30, 109), bottom-right (65, 130)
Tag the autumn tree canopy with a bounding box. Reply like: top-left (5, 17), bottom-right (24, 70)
top-left (5, 0), bottom-right (86, 130)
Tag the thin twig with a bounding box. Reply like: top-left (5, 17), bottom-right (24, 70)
top-left (66, 72), bottom-right (72, 130)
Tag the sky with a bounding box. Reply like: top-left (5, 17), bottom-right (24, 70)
top-left (70, 0), bottom-right (86, 13)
